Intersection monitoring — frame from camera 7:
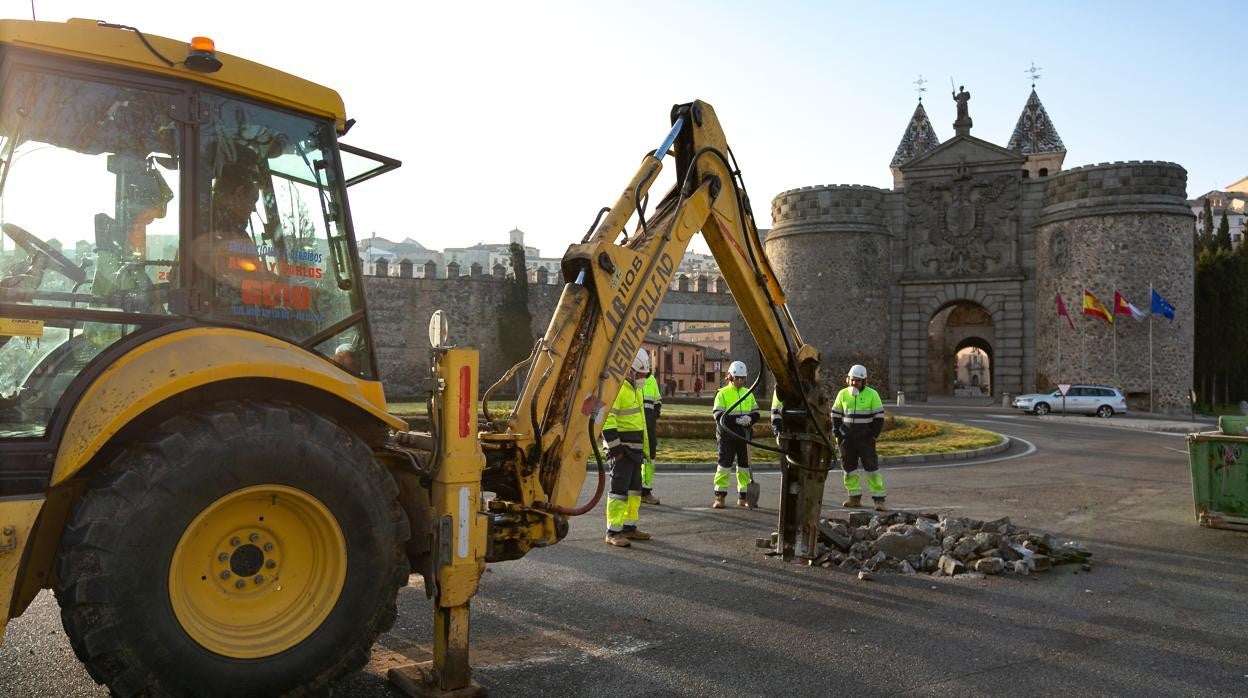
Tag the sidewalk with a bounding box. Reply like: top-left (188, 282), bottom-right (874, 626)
top-left (1032, 413), bottom-right (1214, 434)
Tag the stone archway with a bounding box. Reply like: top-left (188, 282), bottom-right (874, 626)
top-left (927, 302), bottom-right (996, 397)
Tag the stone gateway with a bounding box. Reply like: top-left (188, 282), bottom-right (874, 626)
top-left (765, 88), bottom-right (1194, 413)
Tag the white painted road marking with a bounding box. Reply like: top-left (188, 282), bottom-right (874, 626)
top-left (968, 418), bottom-right (1038, 429)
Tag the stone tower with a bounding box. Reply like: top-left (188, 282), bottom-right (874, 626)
top-left (1008, 88), bottom-right (1066, 179)
top-left (890, 100), bottom-right (941, 189)
top-left (765, 185), bottom-right (892, 396)
top-left (1033, 162), bottom-right (1194, 410)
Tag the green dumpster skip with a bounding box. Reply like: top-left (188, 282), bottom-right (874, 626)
top-left (1187, 418), bottom-right (1248, 530)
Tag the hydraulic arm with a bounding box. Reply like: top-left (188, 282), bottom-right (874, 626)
top-left (482, 100), bottom-right (837, 561)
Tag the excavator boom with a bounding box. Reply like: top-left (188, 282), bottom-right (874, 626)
top-left (488, 100), bottom-right (836, 561)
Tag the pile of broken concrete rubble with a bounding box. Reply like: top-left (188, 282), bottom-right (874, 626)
top-left (787, 510), bottom-right (1091, 580)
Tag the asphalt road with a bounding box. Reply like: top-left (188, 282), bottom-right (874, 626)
top-left (4, 404), bottom-right (1246, 697)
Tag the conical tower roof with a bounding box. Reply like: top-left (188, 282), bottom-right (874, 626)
top-left (891, 101), bottom-right (941, 167)
top-left (1007, 88), bottom-right (1065, 155)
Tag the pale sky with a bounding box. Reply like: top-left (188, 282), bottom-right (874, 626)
top-left (6, 1), bottom-right (1245, 258)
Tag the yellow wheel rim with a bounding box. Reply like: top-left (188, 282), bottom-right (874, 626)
top-left (169, 484), bottom-right (347, 658)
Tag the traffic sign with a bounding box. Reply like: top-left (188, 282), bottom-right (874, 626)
top-left (1057, 383), bottom-right (1071, 396)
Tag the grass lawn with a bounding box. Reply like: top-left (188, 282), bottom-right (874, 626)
top-left (655, 418), bottom-right (1000, 463)
top-left (387, 396), bottom-right (1002, 462)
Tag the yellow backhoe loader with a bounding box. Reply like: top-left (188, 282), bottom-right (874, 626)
top-left (0, 18), bottom-right (836, 697)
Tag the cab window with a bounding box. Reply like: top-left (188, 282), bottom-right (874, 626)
top-left (193, 95), bottom-right (364, 357)
top-left (0, 68), bottom-right (181, 315)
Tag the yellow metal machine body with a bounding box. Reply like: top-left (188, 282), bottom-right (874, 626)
top-left (0, 18), bottom-right (411, 697)
top-left (477, 100), bottom-right (835, 564)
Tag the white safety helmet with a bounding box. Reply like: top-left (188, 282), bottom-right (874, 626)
top-left (847, 364), bottom-right (868, 380)
top-left (728, 360), bottom-right (748, 378)
top-left (631, 348), bottom-right (651, 374)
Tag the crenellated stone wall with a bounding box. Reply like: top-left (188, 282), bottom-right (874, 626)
top-left (363, 275), bottom-right (748, 398)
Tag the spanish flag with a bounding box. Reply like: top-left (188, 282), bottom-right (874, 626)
top-left (1082, 290), bottom-right (1113, 325)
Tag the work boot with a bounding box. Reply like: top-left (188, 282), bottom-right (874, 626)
top-left (641, 490), bottom-right (661, 506)
top-left (737, 496), bottom-right (754, 510)
top-left (604, 532), bottom-right (631, 548)
top-left (711, 492), bottom-right (726, 509)
top-left (622, 527), bottom-right (652, 540)
top-left (842, 494), bottom-right (862, 508)
top-left (872, 496), bottom-right (887, 511)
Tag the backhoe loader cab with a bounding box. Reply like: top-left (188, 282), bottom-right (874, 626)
top-left (0, 19), bottom-right (411, 696)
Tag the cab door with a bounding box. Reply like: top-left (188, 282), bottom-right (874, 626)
top-left (0, 58), bottom-right (191, 496)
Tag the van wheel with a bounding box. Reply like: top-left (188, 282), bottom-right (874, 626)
top-left (1096, 405), bottom-right (1114, 418)
top-left (1033, 403), bottom-right (1050, 415)
top-left (55, 401), bottom-right (409, 697)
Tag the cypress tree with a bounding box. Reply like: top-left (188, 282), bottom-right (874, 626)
top-left (496, 242), bottom-right (535, 372)
top-left (1215, 210), bottom-right (1232, 251)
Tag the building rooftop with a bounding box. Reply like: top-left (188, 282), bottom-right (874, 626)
top-left (891, 101), bottom-right (941, 167)
top-left (1007, 88), bottom-right (1066, 155)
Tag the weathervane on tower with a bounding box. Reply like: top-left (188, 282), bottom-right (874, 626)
top-left (1025, 61), bottom-right (1043, 89)
top-left (913, 74), bottom-right (928, 101)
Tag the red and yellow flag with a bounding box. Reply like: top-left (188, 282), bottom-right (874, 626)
top-left (1082, 290), bottom-right (1113, 325)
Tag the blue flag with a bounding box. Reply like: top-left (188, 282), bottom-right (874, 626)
top-left (1150, 289), bottom-right (1175, 321)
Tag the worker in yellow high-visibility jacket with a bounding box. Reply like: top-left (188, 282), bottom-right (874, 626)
top-left (831, 363), bottom-right (886, 510)
top-left (641, 369), bottom-right (662, 505)
top-left (711, 360), bottom-right (759, 509)
top-left (602, 349), bottom-right (654, 548)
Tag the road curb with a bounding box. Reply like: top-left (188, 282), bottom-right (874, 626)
top-left (629, 434), bottom-right (1012, 473)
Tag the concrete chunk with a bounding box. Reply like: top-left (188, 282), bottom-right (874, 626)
top-left (874, 528), bottom-right (931, 559)
top-left (974, 557), bottom-right (1005, 575)
top-left (939, 554), bottom-right (965, 576)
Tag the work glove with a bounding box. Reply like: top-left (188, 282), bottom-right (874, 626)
top-left (735, 415), bottom-right (752, 427)
top-left (771, 418), bottom-right (782, 436)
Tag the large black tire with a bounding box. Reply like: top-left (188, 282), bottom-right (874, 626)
top-left (1033, 402), bottom-right (1050, 415)
top-left (55, 401), bottom-right (410, 697)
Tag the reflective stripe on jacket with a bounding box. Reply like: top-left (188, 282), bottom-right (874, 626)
top-left (642, 374), bottom-right (662, 415)
top-left (831, 386), bottom-right (884, 439)
top-left (713, 384), bottom-right (759, 424)
top-left (603, 380), bottom-right (647, 450)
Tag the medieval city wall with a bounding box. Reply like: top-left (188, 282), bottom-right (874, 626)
top-left (363, 274), bottom-right (746, 398)
top-left (1034, 161), bottom-right (1194, 412)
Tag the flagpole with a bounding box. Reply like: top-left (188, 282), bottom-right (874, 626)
top-left (1149, 282), bottom-right (1154, 413)
top-left (1113, 309), bottom-right (1118, 386)
top-left (1058, 287), bottom-right (1068, 382)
